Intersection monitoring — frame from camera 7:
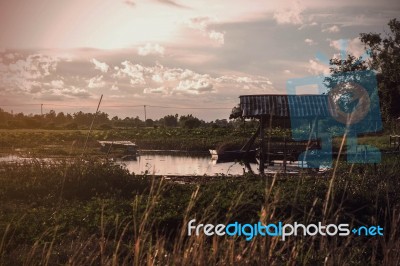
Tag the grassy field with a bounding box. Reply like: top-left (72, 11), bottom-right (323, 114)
top-left (0, 154), bottom-right (399, 265)
top-left (0, 128), bottom-right (391, 157)
top-left (0, 128), bottom-right (399, 264)
top-left (0, 128), bottom-right (250, 156)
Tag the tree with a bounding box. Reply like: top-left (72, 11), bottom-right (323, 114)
top-left (163, 114), bottom-right (178, 127)
top-left (96, 112), bottom-right (110, 125)
top-left (145, 118), bottom-right (154, 127)
top-left (133, 116), bottom-right (143, 127)
top-left (360, 18), bottom-right (400, 121)
top-left (324, 54), bottom-right (373, 102)
top-left (179, 114), bottom-right (202, 129)
top-left (55, 112), bottom-right (66, 124)
top-left (46, 110), bottom-right (56, 121)
top-left (73, 111), bottom-right (92, 126)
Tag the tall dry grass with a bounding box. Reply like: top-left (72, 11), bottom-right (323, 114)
top-left (0, 128), bottom-right (399, 265)
top-left (0, 163), bottom-right (399, 265)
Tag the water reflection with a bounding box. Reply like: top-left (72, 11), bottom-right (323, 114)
top-left (0, 153), bottom-right (308, 176)
top-left (118, 153), bottom-right (257, 176)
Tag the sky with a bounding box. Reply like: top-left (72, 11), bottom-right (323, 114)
top-left (0, 0), bottom-right (399, 121)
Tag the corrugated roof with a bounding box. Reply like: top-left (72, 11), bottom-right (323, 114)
top-left (239, 94), bottom-right (334, 118)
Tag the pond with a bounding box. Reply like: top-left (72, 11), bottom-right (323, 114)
top-left (0, 152), bottom-right (306, 176)
top-left (116, 152), bottom-right (306, 176)
top-left (116, 152), bottom-right (257, 176)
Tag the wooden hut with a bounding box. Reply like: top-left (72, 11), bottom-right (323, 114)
top-left (233, 94), bottom-right (332, 173)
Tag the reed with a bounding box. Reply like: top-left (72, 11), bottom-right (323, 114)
top-left (0, 153), bottom-right (399, 264)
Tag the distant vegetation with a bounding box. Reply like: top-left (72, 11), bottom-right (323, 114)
top-left (0, 108), bottom-right (251, 130)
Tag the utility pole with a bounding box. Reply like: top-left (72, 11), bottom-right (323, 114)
top-left (144, 105), bottom-right (147, 122)
top-left (41, 104), bottom-right (43, 116)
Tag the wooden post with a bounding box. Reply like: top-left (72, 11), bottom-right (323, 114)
top-left (241, 124), bottom-right (261, 152)
top-left (267, 113), bottom-right (273, 167)
top-left (259, 116), bottom-right (265, 175)
top-left (81, 94), bottom-right (103, 157)
top-left (283, 135), bottom-right (287, 174)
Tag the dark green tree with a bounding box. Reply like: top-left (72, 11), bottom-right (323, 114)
top-left (360, 18), bottom-right (400, 122)
top-left (163, 114), bottom-right (178, 127)
top-left (179, 114), bottom-right (202, 129)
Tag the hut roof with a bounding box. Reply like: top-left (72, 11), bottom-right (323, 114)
top-left (239, 94), bottom-right (334, 118)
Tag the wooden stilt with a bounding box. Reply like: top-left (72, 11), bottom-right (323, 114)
top-left (283, 136), bottom-right (287, 174)
top-left (267, 113), bottom-right (273, 167)
top-left (259, 116), bottom-right (265, 175)
top-left (241, 124), bottom-right (261, 152)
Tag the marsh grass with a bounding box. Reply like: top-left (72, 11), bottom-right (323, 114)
top-left (1, 128), bottom-right (388, 157)
top-left (0, 151), bottom-right (399, 265)
top-left (0, 128), bottom-right (251, 156)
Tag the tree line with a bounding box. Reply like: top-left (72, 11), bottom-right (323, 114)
top-left (0, 108), bottom-right (238, 130)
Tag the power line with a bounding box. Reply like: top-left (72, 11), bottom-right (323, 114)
top-left (146, 105), bottom-right (232, 110)
top-left (0, 103), bottom-right (233, 110)
top-left (0, 104), bottom-right (41, 106)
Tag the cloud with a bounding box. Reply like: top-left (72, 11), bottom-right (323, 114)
top-left (5, 53), bottom-right (15, 60)
top-left (308, 59), bottom-right (330, 75)
top-left (90, 58), bottom-right (109, 73)
top-left (61, 86), bottom-right (91, 98)
top-left (6, 54), bottom-right (59, 80)
top-left (186, 17), bottom-right (210, 31)
top-left (87, 75), bottom-right (105, 89)
top-left (51, 80), bottom-right (64, 89)
top-left (143, 86), bottom-right (169, 94)
top-left (208, 31), bottom-right (225, 45)
top-left (304, 38), bottom-right (317, 46)
top-left (298, 21), bottom-right (318, 30)
top-left (322, 25), bottom-right (340, 33)
top-left (110, 61), bottom-right (275, 96)
top-left (273, 1), bottom-right (304, 25)
top-left (110, 84), bottom-right (119, 91)
top-left (329, 37), bottom-right (365, 57)
top-left (172, 69), bottom-right (214, 94)
top-left (114, 62), bottom-right (216, 95)
top-left (113, 61), bottom-right (146, 85)
top-left (156, 0), bottom-right (187, 8)
top-left (175, 78), bottom-right (214, 94)
top-left (215, 75), bottom-right (274, 92)
top-left (124, 0), bottom-right (187, 9)
top-left (151, 74), bottom-right (164, 83)
top-left (0, 50), bottom-right (277, 116)
top-left (123, 0), bottom-right (135, 7)
top-left (0, 52), bottom-right (94, 101)
top-left (138, 43), bottom-right (165, 56)
top-left (0, 53), bottom-right (59, 94)
top-left (185, 17), bottom-right (225, 45)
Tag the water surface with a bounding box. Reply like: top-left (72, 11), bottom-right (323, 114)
top-left (0, 153), bottom-right (306, 176)
top-left (118, 153), bottom-right (257, 176)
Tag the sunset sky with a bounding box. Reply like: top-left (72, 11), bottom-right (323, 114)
top-left (0, 0), bottom-right (399, 120)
